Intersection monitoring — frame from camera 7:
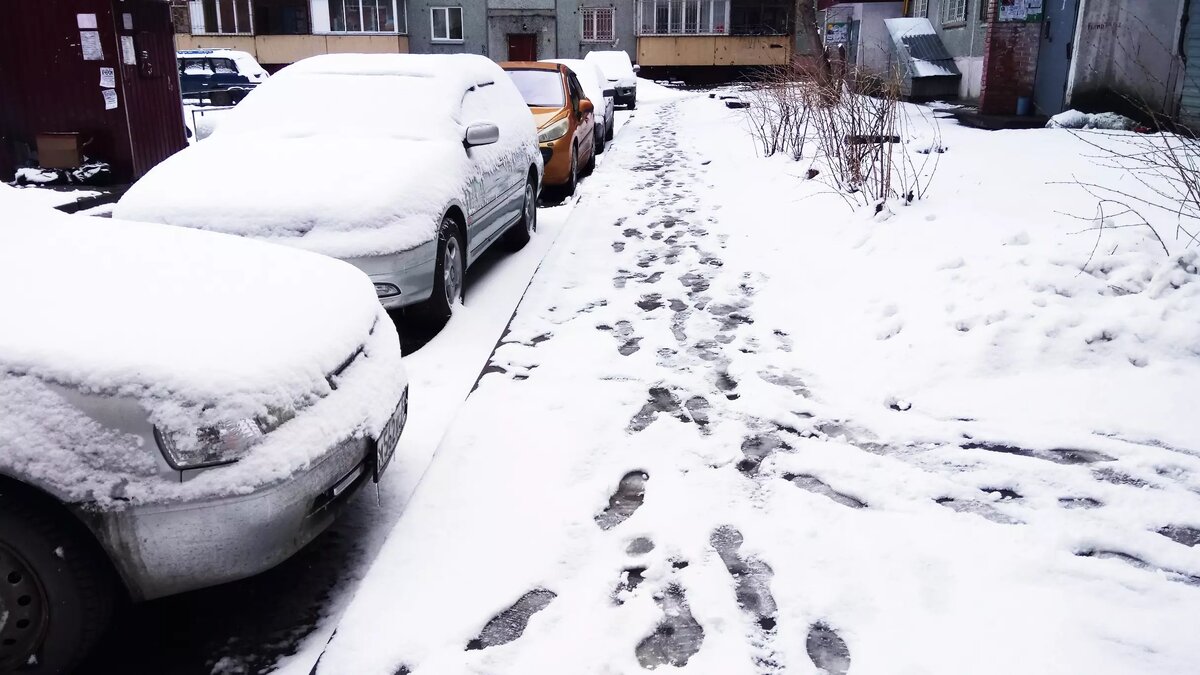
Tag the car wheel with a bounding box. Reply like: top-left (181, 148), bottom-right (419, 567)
top-left (606, 119), bottom-right (614, 142)
top-left (595, 125), bottom-right (606, 154)
top-left (562, 147), bottom-right (578, 197)
top-left (628, 97), bottom-right (637, 111)
top-left (502, 177), bottom-right (537, 251)
top-left (583, 140), bottom-right (597, 176)
top-left (422, 213), bottom-right (464, 324)
top-left (0, 489), bottom-right (116, 673)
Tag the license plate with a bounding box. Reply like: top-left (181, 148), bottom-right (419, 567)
top-left (374, 389), bottom-right (407, 481)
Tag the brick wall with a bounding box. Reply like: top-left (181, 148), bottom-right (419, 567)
top-left (978, 0), bottom-right (1042, 115)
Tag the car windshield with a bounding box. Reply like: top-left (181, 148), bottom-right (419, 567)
top-left (507, 70), bottom-right (565, 108)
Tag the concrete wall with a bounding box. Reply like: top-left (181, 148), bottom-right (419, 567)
top-left (406, 0), bottom-right (488, 55)
top-left (488, 10), bottom-right (557, 60)
top-left (923, 0), bottom-right (987, 58)
top-left (175, 33), bottom-right (410, 65)
top-left (1068, 0), bottom-right (1186, 117)
top-left (855, 2), bottom-right (903, 76)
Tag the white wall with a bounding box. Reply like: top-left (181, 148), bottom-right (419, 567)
top-left (954, 55), bottom-right (982, 99)
top-left (856, 2), bottom-right (904, 77)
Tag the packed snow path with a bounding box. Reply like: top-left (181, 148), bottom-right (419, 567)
top-left (315, 98), bottom-right (1200, 675)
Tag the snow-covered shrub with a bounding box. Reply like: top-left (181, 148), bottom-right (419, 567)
top-left (744, 65), bottom-right (809, 160)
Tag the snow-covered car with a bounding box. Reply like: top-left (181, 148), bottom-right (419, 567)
top-left (0, 186), bottom-right (408, 672)
top-left (178, 48), bottom-right (269, 103)
top-left (543, 58), bottom-right (615, 152)
top-left (117, 54), bottom-right (542, 322)
top-left (585, 50), bottom-right (639, 109)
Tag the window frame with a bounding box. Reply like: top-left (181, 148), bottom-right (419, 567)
top-left (326, 0), bottom-right (408, 35)
top-left (430, 6), bottom-right (464, 43)
top-left (637, 0), bottom-right (730, 36)
top-left (909, 0), bottom-right (929, 18)
top-left (582, 7), bottom-right (616, 43)
top-left (189, 0), bottom-right (254, 36)
top-left (978, 0), bottom-right (990, 22)
top-left (941, 0), bottom-right (967, 26)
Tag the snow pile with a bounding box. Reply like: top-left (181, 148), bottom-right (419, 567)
top-left (635, 78), bottom-right (693, 105)
top-left (1048, 109), bottom-right (1139, 130)
top-left (0, 185), bottom-right (405, 503)
top-left (313, 91), bottom-right (1200, 674)
top-left (116, 54), bottom-right (539, 259)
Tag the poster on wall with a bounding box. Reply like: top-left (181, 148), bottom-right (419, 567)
top-left (80, 30), bottom-right (104, 60)
top-left (825, 22), bottom-right (849, 46)
top-left (999, 0), bottom-right (1044, 22)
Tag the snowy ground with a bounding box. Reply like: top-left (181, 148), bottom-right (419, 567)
top-left (77, 105), bottom-right (638, 675)
top-left (310, 86), bottom-right (1200, 675)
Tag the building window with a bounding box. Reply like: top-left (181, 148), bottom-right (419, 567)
top-left (978, 0), bottom-right (989, 21)
top-left (729, 0), bottom-right (790, 36)
top-left (582, 7), bottom-right (615, 43)
top-left (329, 0), bottom-right (406, 33)
top-left (190, 0), bottom-right (253, 34)
top-left (910, 0), bottom-right (928, 18)
top-left (638, 0), bottom-right (729, 35)
top-left (942, 0), bottom-right (967, 24)
top-left (431, 6), bottom-right (463, 42)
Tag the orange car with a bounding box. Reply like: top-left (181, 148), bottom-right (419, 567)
top-left (502, 61), bottom-right (596, 195)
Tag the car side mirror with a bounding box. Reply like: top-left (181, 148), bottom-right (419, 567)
top-left (633, 64), bottom-right (641, 73)
top-left (580, 99), bottom-right (594, 115)
top-left (603, 88), bottom-right (616, 97)
top-left (464, 122), bottom-right (499, 147)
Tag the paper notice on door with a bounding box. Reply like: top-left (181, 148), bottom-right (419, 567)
top-left (99, 67), bottom-right (116, 88)
top-left (121, 36), bottom-right (136, 65)
top-left (102, 89), bottom-right (118, 110)
top-left (80, 30), bottom-right (104, 61)
top-left (123, 13), bottom-right (134, 30)
top-left (77, 13), bottom-right (97, 29)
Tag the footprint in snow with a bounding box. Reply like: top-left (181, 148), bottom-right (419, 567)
top-left (806, 622), bottom-right (851, 675)
top-left (465, 589), bottom-right (556, 651)
top-left (635, 584), bottom-right (705, 670)
top-left (595, 470), bottom-right (649, 530)
top-left (785, 474), bottom-right (866, 509)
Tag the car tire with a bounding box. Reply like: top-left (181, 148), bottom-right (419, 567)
top-left (502, 177), bottom-right (537, 251)
top-left (562, 147), bottom-right (578, 197)
top-left (420, 213), bottom-right (464, 324)
top-left (583, 141), bottom-right (597, 176)
top-left (628, 97), bottom-right (637, 110)
top-left (0, 489), bottom-right (116, 674)
top-left (595, 125), bottom-right (606, 154)
top-left (606, 119), bottom-right (614, 142)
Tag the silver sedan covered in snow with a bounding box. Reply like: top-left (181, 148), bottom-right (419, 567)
top-left (0, 187), bottom-right (408, 672)
top-left (116, 53), bottom-right (543, 323)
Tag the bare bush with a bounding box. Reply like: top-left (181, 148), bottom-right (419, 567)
top-left (744, 65), bottom-right (810, 160)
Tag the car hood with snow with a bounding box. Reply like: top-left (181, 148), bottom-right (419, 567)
top-left (0, 186), bottom-right (406, 502)
top-left (116, 53), bottom-right (539, 259)
top-left (1, 184), bottom-right (383, 404)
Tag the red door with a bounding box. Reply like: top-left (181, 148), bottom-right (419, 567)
top-left (507, 34), bottom-right (537, 61)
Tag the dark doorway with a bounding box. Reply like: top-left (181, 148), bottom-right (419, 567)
top-left (507, 34), bottom-right (537, 61)
top-left (1033, 0), bottom-right (1081, 115)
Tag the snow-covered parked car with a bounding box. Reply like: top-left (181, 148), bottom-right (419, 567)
top-left (0, 186), bottom-right (408, 672)
top-left (117, 54), bottom-right (542, 322)
top-left (543, 58), bottom-right (615, 152)
top-left (584, 50), bottom-right (639, 109)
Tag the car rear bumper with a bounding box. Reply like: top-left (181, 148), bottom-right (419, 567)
top-left (615, 86), bottom-right (636, 104)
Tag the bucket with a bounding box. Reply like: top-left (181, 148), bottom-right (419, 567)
top-left (1016, 96), bottom-right (1032, 116)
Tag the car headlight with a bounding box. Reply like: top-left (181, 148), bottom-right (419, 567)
top-left (155, 409), bottom-right (292, 470)
top-left (538, 117), bottom-right (570, 143)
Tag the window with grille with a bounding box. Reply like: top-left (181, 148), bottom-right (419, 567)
top-left (942, 0), bottom-right (967, 24)
top-left (190, 0), bottom-right (253, 34)
top-left (978, 0), bottom-right (990, 21)
top-left (638, 0), bottom-right (729, 35)
top-left (910, 0), bottom-right (929, 18)
top-left (329, 0), bottom-right (407, 33)
top-left (582, 7), bottom-right (615, 43)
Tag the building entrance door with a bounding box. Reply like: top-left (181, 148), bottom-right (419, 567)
top-left (507, 33), bottom-right (537, 61)
top-left (1033, 0), bottom-right (1081, 115)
